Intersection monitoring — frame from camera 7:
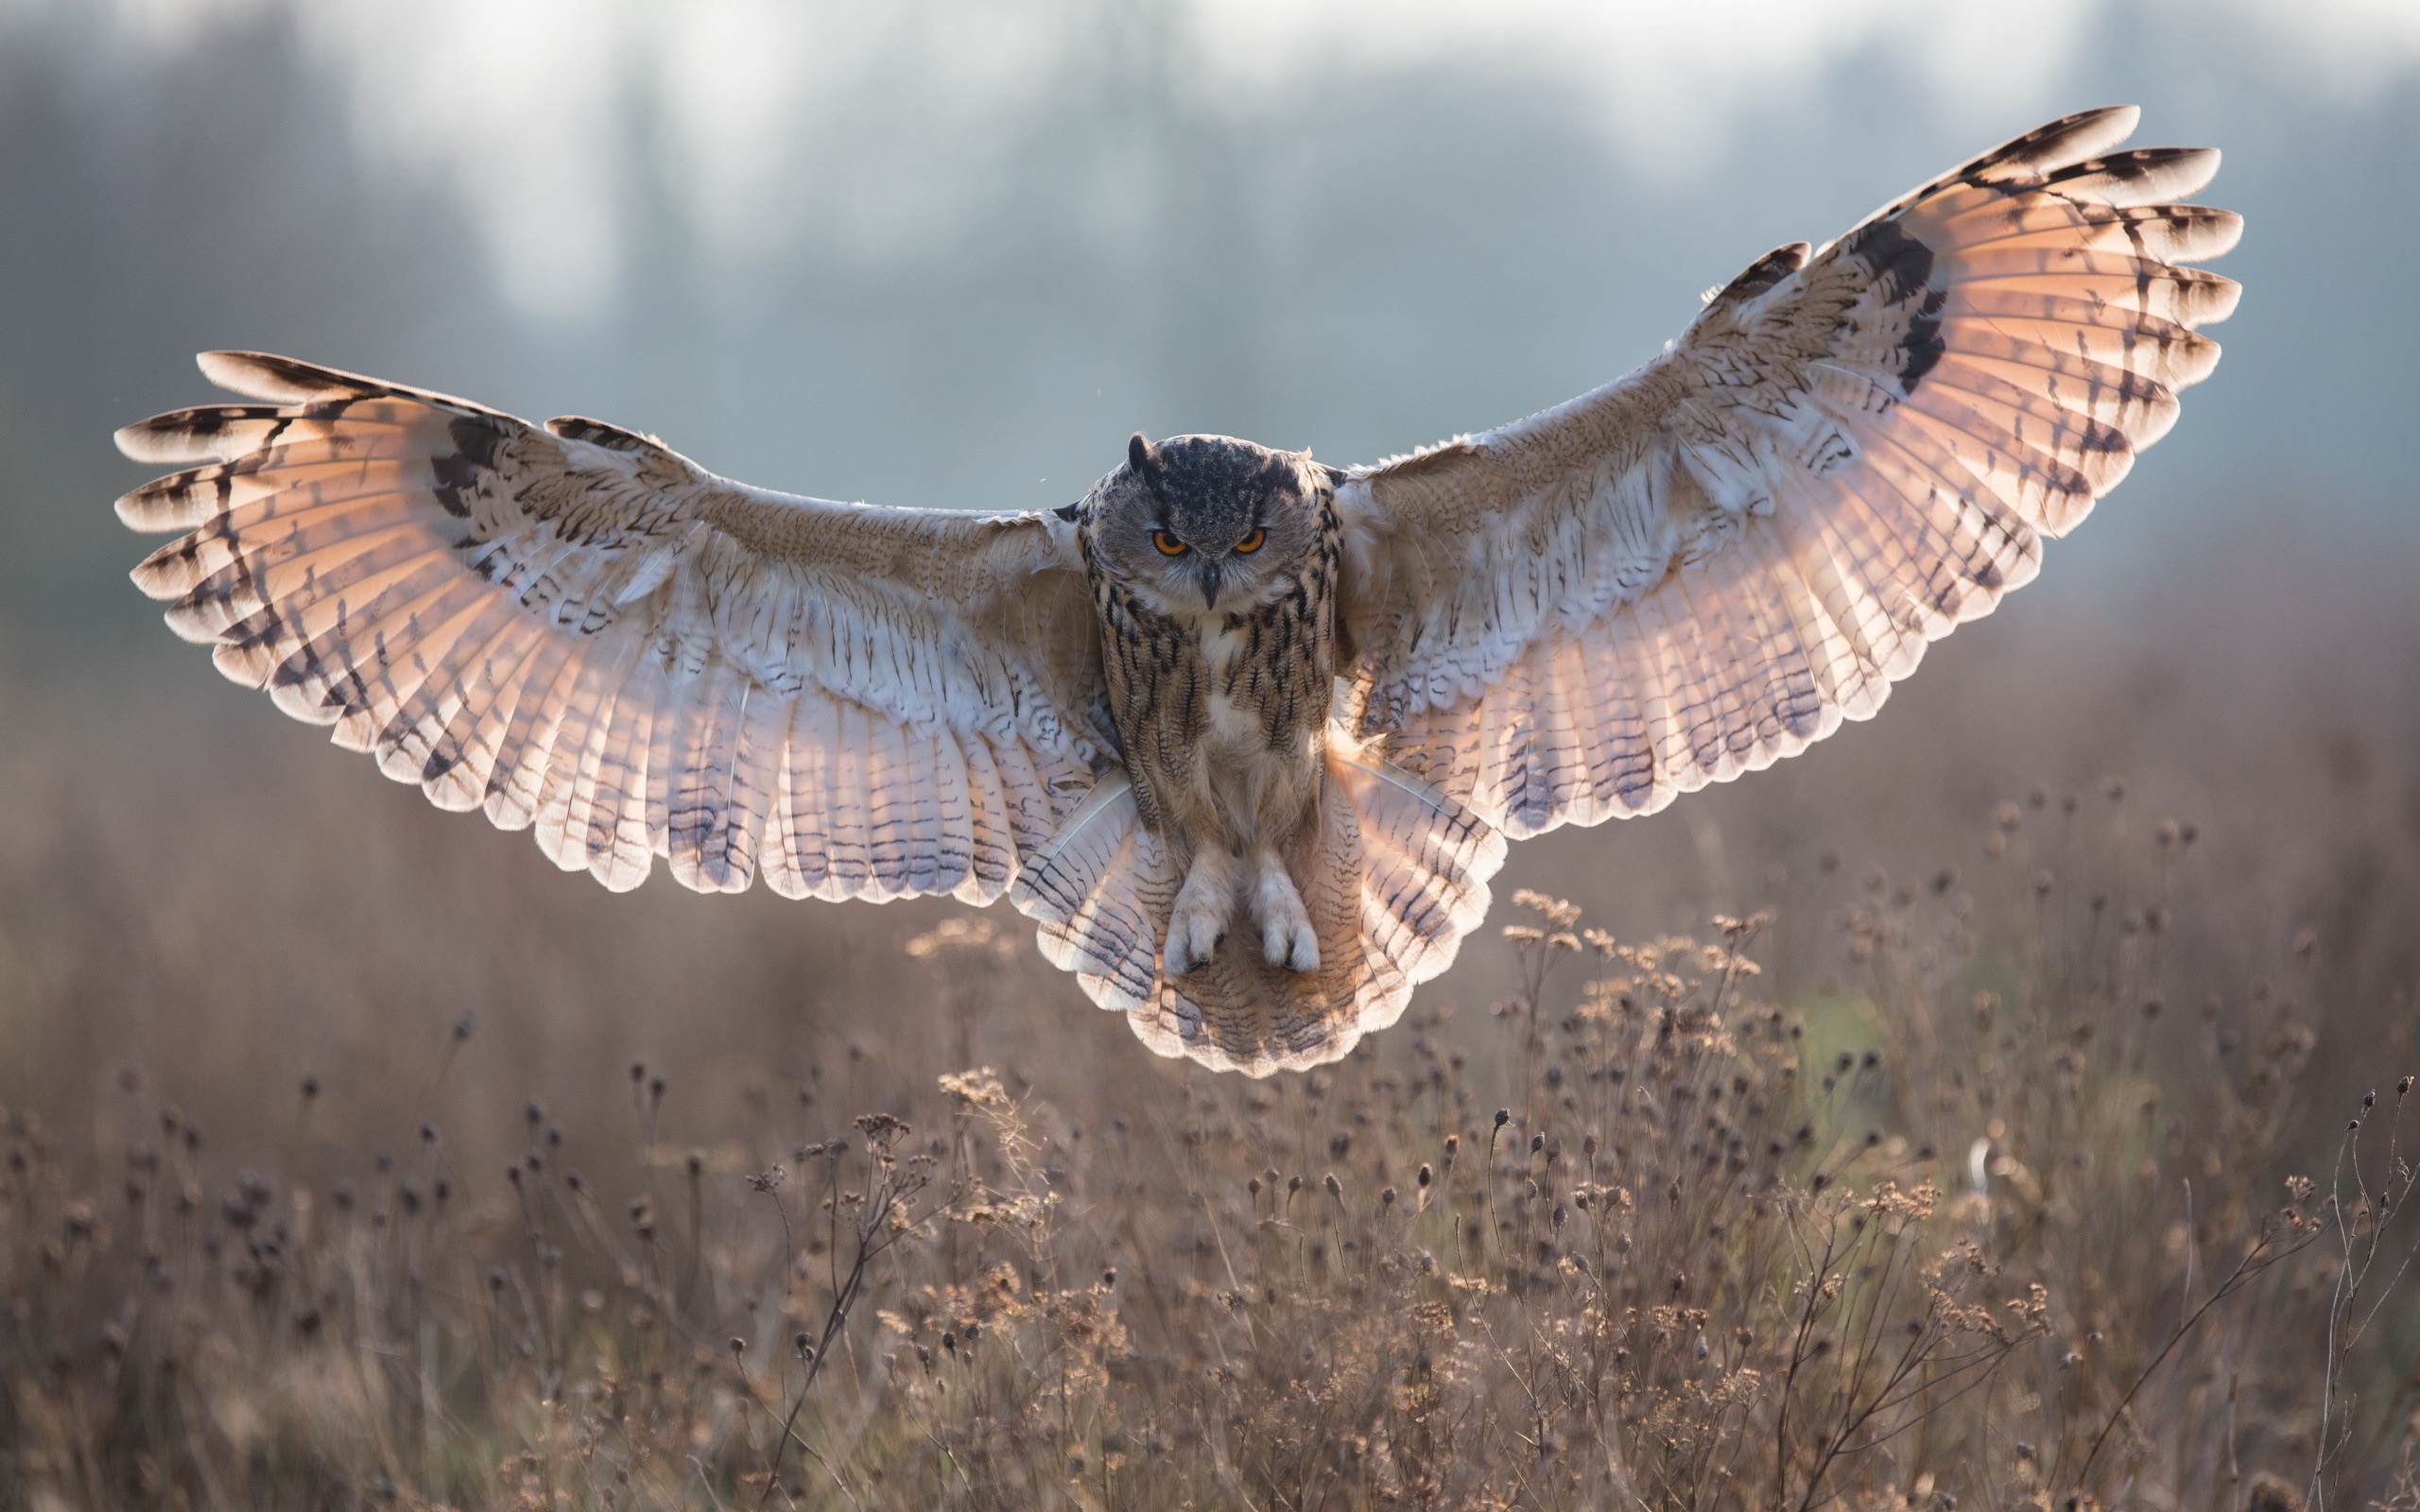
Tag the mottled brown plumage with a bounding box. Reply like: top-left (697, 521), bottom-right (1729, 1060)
top-left (112, 107), bottom-right (2237, 1074)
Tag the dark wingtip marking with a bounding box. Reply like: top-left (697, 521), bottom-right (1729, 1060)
top-left (430, 451), bottom-right (481, 519)
top-left (430, 414), bottom-right (513, 518)
top-left (1853, 219), bottom-right (1936, 304)
top-left (448, 413), bottom-right (509, 468)
top-left (1848, 220), bottom-right (1947, 396)
top-left (1899, 286), bottom-right (1948, 394)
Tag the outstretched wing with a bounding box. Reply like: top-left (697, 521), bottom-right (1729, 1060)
top-left (1337, 107), bottom-right (2238, 837)
top-left (117, 352), bottom-right (1107, 900)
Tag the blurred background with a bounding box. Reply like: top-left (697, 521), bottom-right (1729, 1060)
top-left (1, 0), bottom-right (2415, 1159)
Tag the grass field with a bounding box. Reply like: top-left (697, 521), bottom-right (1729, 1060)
top-left (4, 541), bottom-right (2418, 1509)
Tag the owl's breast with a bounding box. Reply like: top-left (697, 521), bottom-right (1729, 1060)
top-left (1196, 619), bottom-right (1270, 751)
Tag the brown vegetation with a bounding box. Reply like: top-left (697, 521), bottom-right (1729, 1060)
top-left (4, 562), bottom-right (2420, 1508)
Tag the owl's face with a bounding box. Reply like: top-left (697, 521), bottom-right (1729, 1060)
top-left (1084, 433), bottom-right (1330, 617)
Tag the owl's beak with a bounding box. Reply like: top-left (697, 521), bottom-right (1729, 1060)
top-left (1197, 558), bottom-right (1221, 610)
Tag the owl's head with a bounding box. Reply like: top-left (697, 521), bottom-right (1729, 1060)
top-left (1084, 432), bottom-right (1331, 616)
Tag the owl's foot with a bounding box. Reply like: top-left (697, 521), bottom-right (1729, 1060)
top-left (1254, 858), bottom-right (1321, 973)
top-left (1165, 851), bottom-right (1235, 977)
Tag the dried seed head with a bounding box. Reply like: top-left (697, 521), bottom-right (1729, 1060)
top-left (1417, 1164), bottom-right (1432, 1188)
top-left (1494, 1108), bottom-right (1511, 1129)
top-left (299, 1076), bottom-right (320, 1101)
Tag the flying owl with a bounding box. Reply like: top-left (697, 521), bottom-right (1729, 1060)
top-left (116, 108), bottom-right (2237, 1074)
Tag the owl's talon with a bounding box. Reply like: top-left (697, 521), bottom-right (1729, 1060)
top-left (1265, 916), bottom-right (1321, 974)
top-left (1165, 919), bottom-right (1220, 976)
top-left (1253, 858), bottom-right (1321, 973)
top-left (1166, 862), bottom-right (1233, 977)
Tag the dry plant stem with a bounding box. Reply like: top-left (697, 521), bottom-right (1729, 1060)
top-left (2068, 1216), bottom-right (2318, 1492)
top-left (8, 774), bottom-right (2420, 1509)
top-left (761, 1131), bottom-right (936, 1509)
top-left (2313, 1092), bottom-right (2420, 1509)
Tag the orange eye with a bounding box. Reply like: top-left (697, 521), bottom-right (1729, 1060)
top-left (1233, 528), bottom-right (1267, 554)
top-left (1150, 529), bottom-right (1188, 557)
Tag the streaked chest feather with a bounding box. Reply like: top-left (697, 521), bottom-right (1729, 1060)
top-left (1195, 618), bottom-right (1267, 752)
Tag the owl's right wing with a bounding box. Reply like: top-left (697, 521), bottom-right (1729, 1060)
top-left (117, 352), bottom-right (1107, 901)
top-left (1335, 107), bottom-right (2238, 837)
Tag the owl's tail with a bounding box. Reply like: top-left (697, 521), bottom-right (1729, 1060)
top-left (1009, 739), bottom-right (1507, 1075)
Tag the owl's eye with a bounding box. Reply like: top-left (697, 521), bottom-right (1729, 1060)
top-left (1151, 529), bottom-right (1188, 557)
top-left (1233, 528), bottom-right (1267, 554)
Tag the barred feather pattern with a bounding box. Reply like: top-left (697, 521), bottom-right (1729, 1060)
top-left (1338, 106), bottom-right (2238, 837)
top-left (117, 352), bottom-right (1107, 900)
top-left (112, 107), bottom-right (2236, 1080)
top-left (1012, 748), bottom-right (1504, 1076)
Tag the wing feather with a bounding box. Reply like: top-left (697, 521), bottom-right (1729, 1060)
top-left (1341, 108), bottom-right (2235, 836)
top-left (118, 352), bottom-right (1107, 899)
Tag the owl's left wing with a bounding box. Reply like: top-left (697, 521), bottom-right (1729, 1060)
top-left (1337, 107), bottom-right (2238, 837)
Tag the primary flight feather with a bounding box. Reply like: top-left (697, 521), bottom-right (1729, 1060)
top-left (116, 107), bottom-right (2238, 1074)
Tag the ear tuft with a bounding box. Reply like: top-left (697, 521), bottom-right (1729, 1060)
top-left (1127, 432), bottom-right (1157, 490)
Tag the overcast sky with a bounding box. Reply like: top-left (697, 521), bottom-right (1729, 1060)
top-left (3, 0), bottom-right (2415, 654)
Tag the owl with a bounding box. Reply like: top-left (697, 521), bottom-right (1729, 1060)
top-left (116, 108), bottom-right (2237, 1074)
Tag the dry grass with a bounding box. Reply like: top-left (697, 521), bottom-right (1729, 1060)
top-left (5, 562), bottom-right (2420, 1508)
